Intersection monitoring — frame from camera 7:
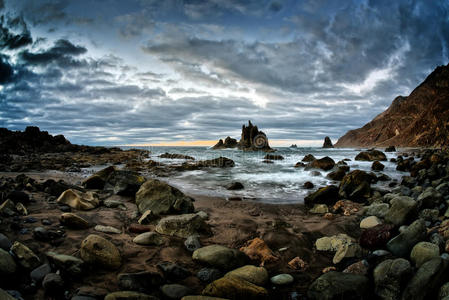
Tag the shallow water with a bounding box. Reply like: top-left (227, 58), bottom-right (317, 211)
top-left (123, 146), bottom-right (407, 204)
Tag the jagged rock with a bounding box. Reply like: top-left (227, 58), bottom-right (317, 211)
top-left (155, 213), bottom-right (208, 238)
top-left (104, 170), bottom-right (145, 196)
top-left (355, 150), bottom-right (387, 161)
top-left (322, 136), bottom-right (334, 148)
top-left (238, 120), bottom-right (273, 152)
top-left (46, 251), bottom-right (84, 277)
top-left (309, 156), bottom-right (335, 171)
top-left (10, 241), bottom-right (40, 269)
top-left (373, 258), bottom-right (412, 300)
top-left (239, 238), bottom-right (278, 266)
top-left (202, 276), bottom-right (268, 300)
top-left (82, 166), bottom-right (116, 189)
top-left (212, 137), bottom-right (238, 150)
top-left (304, 185), bottom-right (339, 206)
top-left (135, 179), bottom-right (194, 215)
top-left (193, 245), bottom-right (248, 270)
top-left (307, 271), bottom-right (369, 300)
top-left (339, 170), bottom-right (372, 202)
top-left (80, 234), bottom-right (121, 269)
top-left (56, 189), bottom-right (99, 211)
top-left (60, 213), bottom-right (90, 229)
top-left (386, 219), bottom-right (427, 257)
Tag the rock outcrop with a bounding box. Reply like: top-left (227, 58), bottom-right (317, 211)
top-left (335, 64), bottom-right (449, 148)
top-left (212, 121), bottom-right (273, 152)
top-left (322, 136), bottom-right (334, 148)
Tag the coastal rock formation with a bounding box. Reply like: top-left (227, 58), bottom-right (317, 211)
top-left (335, 64), bottom-right (449, 147)
top-left (322, 137), bottom-right (334, 148)
top-left (213, 121), bottom-right (273, 152)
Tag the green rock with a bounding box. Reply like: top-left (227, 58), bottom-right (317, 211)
top-left (0, 248), bottom-right (16, 275)
top-left (410, 242), bottom-right (440, 267)
top-left (10, 241), bottom-right (40, 269)
top-left (386, 219), bottom-right (426, 257)
top-left (309, 204), bottom-right (329, 214)
top-left (225, 265), bottom-right (268, 286)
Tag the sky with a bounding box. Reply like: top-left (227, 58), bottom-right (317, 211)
top-left (0, 0), bottom-right (448, 146)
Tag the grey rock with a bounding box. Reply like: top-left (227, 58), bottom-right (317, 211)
top-left (30, 263), bottom-right (52, 283)
top-left (384, 196), bottom-right (417, 226)
top-left (184, 235), bottom-right (201, 252)
top-left (387, 219), bottom-right (427, 257)
top-left (46, 251), bottom-right (84, 277)
top-left (0, 233), bottom-right (12, 251)
top-left (365, 203), bottom-right (390, 218)
top-left (192, 245), bottom-right (248, 270)
top-left (197, 268), bottom-right (222, 283)
top-left (308, 271), bottom-right (369, 300)
top-left (161, 284), bottom-right (191, 299)
top-left (270, 274), bottom-right (294, 285)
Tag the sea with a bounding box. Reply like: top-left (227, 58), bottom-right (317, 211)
top-left (119, 146), bottom-right (407, 204)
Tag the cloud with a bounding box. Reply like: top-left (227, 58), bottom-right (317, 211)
top-left (19, 39), bottom-right (87, 65)
top-left (0, 16), bottom-right (32, 50)
top-left (0, 55), bottom-right (13, 83)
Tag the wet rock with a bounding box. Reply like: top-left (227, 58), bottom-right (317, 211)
top-left (304, 185), bottom-right (339, 206)
top-left (60, 213), bottom-right (90, 229)
top-left (0, 248), bottom-right (16, 275)
top-left (385, 146), bottom-right (396, 152)
top-left (372, 161), bottom-right (385, 171)
top-left (193, 245), bottom-right (248, 271)
top-left (322, 136), bottom-right (334, 148)
top-left (386, 219), bottom-right (427, 257)
top-left (160, 153), bottom-right (195, 160)
top-left (133, 232), bottom-right (164, 246)
top-left (10, 241), bottom-right (40, 269)
top-left (104, 291), bottom-right (158, 300)
top-left (212, 136), bottom-right (238, 150)
top-left (303, 181), bottom-right (314, 189)
top-left (94, 225), bottom-right (121, 234)
top-left (307, 271), bottom-right (369, 300)
top-left (309, 156), bottom-right (335, 171)
top-left (161, 284), bottom-right (192, 299)
top-left (197, 268), bottom-right (222, 283)
top-left (294, 162), bottom-right (306, 168)
top-left (0, 233), bottom-right (12, 251)
top-left (57, 189), bottom-right (99, 211)
top-left (118, 271), bottom-right (164, 292)
top-left (360, 216), bottom-right (382, 229)
top-left (270, 274), bottom-right (294, 285)
top-left (225, 265), bottom-right (268, 286)
top-left (135, 179), bottom-right (194, 215)
top-left (202, 276), bottom-right (268, 300)
top-left (384, 196), bottom-right (417, 226)
top-left (264, 154), bottom-right (284, 161)
top-left (410, 242), bottom-right (440, 267)
top-left (226, 182), bottom-right (244, 190)
top-left (33, 226), bottom-right (63, 242)
top-left (30, 263), bottom-right (52, 283)
top-left (157, 261), bottom-right (191, 281)
top-left (402, 257), bottom-right (448, 300)
top-left (104, 170), bottom-right (145, 196)
top-left (355, 150), bottom-right (387, 161)
top-left (46, 251), bottom-right (84, 277)
top-left (155, 213), bottom-right (207, 238)
top-left (327, 168), bottom-right (346, 181)
top-left (80, 234), bottom-right (121, 269)
top-left (359, 224), bottom-right (394, 250)
top-left (339, 170), bottom-right (372, 202)
top-left (302, 154), bottom-right (316, 162)
top-left (239, 238), bottom-right (278, 266)
top-left (185, 235), bottom-right (201, 252)
top-left (373, 258), bottom-right (412, 300)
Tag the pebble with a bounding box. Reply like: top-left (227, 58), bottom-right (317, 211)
top-left (270, 274), bottom-right (294, 285)
top-left (184, 235), bottom-right (201, 252)
top-left (94, 225), bottom-right (121, 234)
top-left (23, 217), bottom-right (37, 223)
top-left (133, 232), bottom-right (164, 246)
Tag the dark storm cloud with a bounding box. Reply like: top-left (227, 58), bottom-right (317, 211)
top-left (19, 39), bottom-right (87, 65)
top-left (0, 55), bottom-right (13, 83)
top-left (0, 16), bottom-right (32, 50)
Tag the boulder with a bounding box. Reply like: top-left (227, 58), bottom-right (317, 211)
top-left (133, 232), bottom-right (164, 246)
top-left (327, 168), bottom-right (346, 181)
top-left (225, 265), bottom-right (268, 286)
top-left (0, 233), bottom-right (12, 251)
top-left (155, 213), bottom-right (207, 238)
top-left (322, 136), bottom-right (334, 148)
top-left (192, 245), bottom-right (248, 270)
top-left (263, 154), bottom-right (284, 160)
top-left (384, 196), bottom-right (417, 226)
top-left (307, 271), bottom-right (369, 300)
top-left (82, 166), bottom-right (116, 189)
top-left (56, 189), bottom-right (99, 211)
top-left (59, 213), bottom-right (90, 229)
top-left (410, 242), bottom-right (440, 267)
top-left (385, 146), bottom-right (396, 152)
top-left (355, 150), bottom-right (387, 161)
top-left (80, 234), bottom-right (121, 269)
top-left (202, 276), bottom-right (268, 300)
top-left (402, 258), bottom-right (449, 300)
top-left (0, 248), bottom-right (16, 275)
top-left (197, 157), bottom-right (235, 168)
top-left (104, 170), bottom-right (145, 196)
top-left (226, 182), bottom-right (244, 190)
top-left (359, 224), bottom-right (394, 250)
top-left (372, 161), bottom-right (385, 171)
top-left (339, 170), bottom-right (372, 202)
top-left (386, 219), bottom-right (427, 257)
top-left (309, 156), bottom-right (335, 171)
top-left (10, 241), bottom-right (40, 269)
top-left (46, 251), bottom-right (84, 277)
top-left (304, 185), bottom-right (339, 206)
top-left (302, 154), bottom-right (316, 162)
top-left (373, 258), bottom-right (412, 300)
top-left (135, 179), bottom-right (194, 215)
top-left (160, 153), bottom-right (195, 160)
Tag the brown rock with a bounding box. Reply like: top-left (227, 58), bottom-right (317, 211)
top-left (239, 238), bottom-right (278, 266)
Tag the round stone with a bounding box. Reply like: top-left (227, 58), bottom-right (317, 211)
top-left (270, 274), bottom-right (294, 285)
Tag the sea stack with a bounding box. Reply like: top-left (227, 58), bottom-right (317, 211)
top-left (322, 137), bottom-right (334, 148)
top-left (212, 136), bottom-right (238, 150)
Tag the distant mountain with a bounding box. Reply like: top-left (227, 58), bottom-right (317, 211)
top-left (335, 64), bottom-right (449, 148)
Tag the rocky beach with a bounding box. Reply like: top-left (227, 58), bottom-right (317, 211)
top-left (1, 124), bottom-right (449, 300)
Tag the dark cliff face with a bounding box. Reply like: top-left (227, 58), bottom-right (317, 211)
top-left (335, 64), bottom-right (449, 148)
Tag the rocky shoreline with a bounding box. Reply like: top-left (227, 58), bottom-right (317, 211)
top-left (1, 129), bottom-right (449, 299)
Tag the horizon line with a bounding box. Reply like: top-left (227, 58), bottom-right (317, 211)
top-left (121, 139), bottom-right (327, 147)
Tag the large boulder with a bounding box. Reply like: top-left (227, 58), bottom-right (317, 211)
top-left (386, 219), bottom-right (427, 257)
top-left (135, 179), bottom-right (194, 215)
top-left (373, 258), bottom-right (412, 300)
top-left (224, 265), bottom-right (268, 286)
top-left (202, 276), bottom-right (268, 300)
top-left (193, 245), bottom-right (248, 271)
top-left (384, 196), bottom-right (417, 226)
top-left (155, 213), bottom-right (208, 238)
top-left (56, 189), bottom-right (99, 211)
top-left (304, 185), bottom-right (339, 206)
top-left (309, 156), bottom-right (335, 171)
top-left (355, 150), bottom-right (387, 161)
top-left (104, 170), bottom-right (145, 196)
top-left (307, 271), bottom-right (370, 300)
top-left (302, 154), bottom-right (316, 162)
top-left (401, 258), bottom-right (449, 300)
top-left (338, 170), bottom-right (372, 202)
top-left (80, 234), bottom-right (121, 270)
top-left (82, 166), bottom-right (116, 189)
